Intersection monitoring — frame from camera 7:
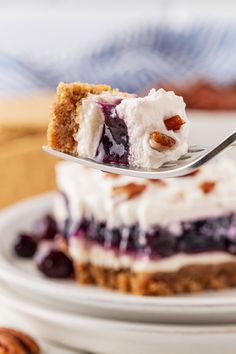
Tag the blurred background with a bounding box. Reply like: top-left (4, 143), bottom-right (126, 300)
top-left (0, 0), bottom-right (235, 208)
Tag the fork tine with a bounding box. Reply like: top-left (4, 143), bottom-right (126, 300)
top-left (162, 162), bottom-right (177, 168)
top-left (188, 146), bottom-right (206, 153)
top-left (178, 153), bottom-right (193, 160)
top-left (42, 131), bottom-right (236, 179)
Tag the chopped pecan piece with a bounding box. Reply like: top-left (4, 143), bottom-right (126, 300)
top-left (0, 328), bottom-right (40, 354)
top-left (199, 181), bottom-right (216, 194)
top-left (180, 169), bottom-right (200, 178)
top-left (104, 173), bottom-right (120, 179)
top-left (148, 179), bottom-right (167, 187)
top-left (112, 183), bottom-right (146, 200)
top-left (164, 115), bottom-right (186, 131)
top-left (149, 131), bottom-right (176, 151)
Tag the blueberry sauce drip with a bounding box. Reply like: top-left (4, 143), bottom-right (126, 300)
top-left (72, 214), bottom-right (236, 259)
top-left (95, 100), bottom-right (129, 165)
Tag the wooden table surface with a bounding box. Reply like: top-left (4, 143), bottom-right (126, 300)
top-left (0, 92), bottom-right (59, 209)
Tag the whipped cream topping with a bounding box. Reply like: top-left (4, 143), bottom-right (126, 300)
top-left (74, 88), bottom-right (189, 168)
top-left (117, 88), bottom-right (189, 168)
top-left (69, 238), bottom-right (236, 273)
top-left (55, 158), bottom-right (236, 230)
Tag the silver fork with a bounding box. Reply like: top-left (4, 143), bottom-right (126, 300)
top-left (43, 131), bottom-right (236, 179)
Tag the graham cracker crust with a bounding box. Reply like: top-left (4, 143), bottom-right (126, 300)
top-left (47, 82), bottom-right (111, 155)
top-left (75, 262), bottom-right (236, 296)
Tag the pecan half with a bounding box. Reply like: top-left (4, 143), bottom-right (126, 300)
top-left (0, 328), bottom-right (40, 354)
top-left (0, 333), bottom-right (25, 354)
top-left (164, 115), bottom-right (186, 131)
top-left (199, 181), bottom-right (216, 194)
top-left (111, 183), bottom-right (146, 200)
top-left (149, 131), bottom-right (176, 151)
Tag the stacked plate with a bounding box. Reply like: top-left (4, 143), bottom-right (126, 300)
top-left (1, 192), bottom-right (236, 354)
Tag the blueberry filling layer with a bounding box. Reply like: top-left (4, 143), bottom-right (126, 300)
top-left (95, 100), bottom-right (130, 165)
top-left (71, 214), bottom-right (236, 259)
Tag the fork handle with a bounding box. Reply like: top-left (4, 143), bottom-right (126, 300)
top-left (201, 131), bottom-right (236, 163)
top-left (226, 131), bottom-right (236, 149)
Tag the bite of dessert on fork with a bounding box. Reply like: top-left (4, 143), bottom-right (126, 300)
top-left (47, 82), bottom-right (189, 169)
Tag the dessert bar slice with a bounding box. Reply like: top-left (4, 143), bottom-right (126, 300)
top-left (55, 159), bottom-right (236, 295)
top-left (48, 82), bottom-right (189, 168)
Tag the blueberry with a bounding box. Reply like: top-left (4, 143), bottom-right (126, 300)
top-left (178, 233), bottom-right (223, 253)
top-left (119, 225), bottom-right (140, 253)
top-left (179, 218), bottom-right (226, 253)
top-left (87, 220), bottom-right (106, 244)
top-left (36, 248), bottom-right (74, 278)
top-left (145, 227), bottom-right (177, 257)
top-left (34, 214), bottom-right (58, 240)
top-left (14, 233), bottom-right (37, 258)
top-left (104, 228), bottom-right (121, 249)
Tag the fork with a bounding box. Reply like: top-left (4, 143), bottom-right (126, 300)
top-left (43, 130), bottom-right (236, 179)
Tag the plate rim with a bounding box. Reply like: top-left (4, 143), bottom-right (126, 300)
top-left (2, 281), bottom-right (236, 335)
top-left (1, 192), bottom-right (236, 310)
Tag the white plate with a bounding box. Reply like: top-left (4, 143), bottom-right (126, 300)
top-left (1, 282), bottom-right (236, 354)
top-left (1, 193), bottom-right (236, 324)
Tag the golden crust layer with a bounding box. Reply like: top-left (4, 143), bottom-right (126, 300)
top-left (74, 262), bottom-right (236, 296)
top-left (47, 82), bottom-right (111, 155)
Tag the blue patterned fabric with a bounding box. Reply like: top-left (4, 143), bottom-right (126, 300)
top-left (0, 24), bottom-right (236, 95)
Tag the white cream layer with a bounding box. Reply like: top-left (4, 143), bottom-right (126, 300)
top-left (69, 238), bottom-right (236, 273)
top-left (74, 88), bottom-right (189, 168)
top-left (55, 158), bottom-right (236, 230)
